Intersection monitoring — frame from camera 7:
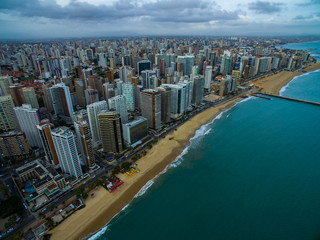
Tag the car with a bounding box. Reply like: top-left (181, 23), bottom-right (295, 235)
top-left (41, 208), bottom-right (47, 213)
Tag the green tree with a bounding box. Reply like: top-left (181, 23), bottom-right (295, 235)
top-left (45, 217), bottom-right (55, 229)
top-left (88, 182), bottom-right (96, 190)
top-left (112, 166), bottom-right (120, 175)
top-left (50, 205), bottom-right (55, 212)
top-left (76, 187), bottom-right (85, 199)
top-left (6, 230), bottom-right (24, 240)
top-left (121, 162), bottom-right (131, 171)
top-left (94, 179), bottom-right (102, 187)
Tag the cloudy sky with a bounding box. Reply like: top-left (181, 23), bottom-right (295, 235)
top-left (0, 0), bottom-right (319, 39)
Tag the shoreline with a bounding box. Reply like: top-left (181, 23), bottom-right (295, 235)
top-left (49, 97), bottom-right (243, 240)
top-left (247, 62), bottom-right (320, 95)
top-left (49, 62), bottom-right (320, 240)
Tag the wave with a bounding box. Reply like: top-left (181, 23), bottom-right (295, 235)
top-left (87, 226), bottom-right (109, 240)
top-left (134, 180), bottom-right (155, 198)
top-left (280, 69), bottom-right (320, 96)
top-left (86, 203), bottom-right (131, 240)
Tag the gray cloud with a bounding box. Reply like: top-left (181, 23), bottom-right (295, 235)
top-left (0, 0), bottom-right (238, 23)
top-left (248, 1), bottom-right (283, 14)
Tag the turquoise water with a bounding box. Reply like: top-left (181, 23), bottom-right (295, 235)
top-left (280, 69), bottom-right (320, 103)
top-left (91, 41), bottom-right (320, 240)
top-left (281, 40), bottom-right (320, 61)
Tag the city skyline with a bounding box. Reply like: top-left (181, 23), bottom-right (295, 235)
top-left (1, 0), bottom-right (320, 39)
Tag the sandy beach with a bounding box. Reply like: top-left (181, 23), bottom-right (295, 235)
top-left (49, 61), bottom-right (320, 240)
top-left (247, 62), bottom-right (320, 95)
top-left (49, 97), bottom-right (242, 240)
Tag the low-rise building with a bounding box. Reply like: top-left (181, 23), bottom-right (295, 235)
top-left (15, 160), bottom-right (68, 210)
top-left (0, 131), bottom-right (30, 158)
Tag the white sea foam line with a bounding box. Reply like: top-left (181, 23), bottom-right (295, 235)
top-left (280, 69), bottom-right (320, 96)
top-left (86, 203), bottom-right (131, 240)
top-left (87, 225), bottom-right (109, 240)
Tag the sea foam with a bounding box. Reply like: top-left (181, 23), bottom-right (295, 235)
top-left (279, 69), bottom-right (320, 96)
top-left (86, 203), bottom-right (131, 240)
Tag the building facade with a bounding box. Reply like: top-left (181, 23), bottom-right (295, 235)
top-left (140, 89), bottom-right (161, 130)
top-left (14, 104), bottom-right (42, 148)
top-left (122, 117), bottom-right (148, 145)
top-left (98, 111), bottom-right (124, 153)
top-left (0, 96), bottom-right (19, 132)
top-left (36, 120), bottom-right (59, 165)
top-left (52, 127), bottom-right (83, 178)
top-left (87, 100), bottom-right (108, 148)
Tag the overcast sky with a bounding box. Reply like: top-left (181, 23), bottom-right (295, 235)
top-left (0, 0), bottom-right (319, 39)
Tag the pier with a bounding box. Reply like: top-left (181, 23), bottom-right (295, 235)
top-left (258, 93), bottom-right (320, 106)
top-left (250, 93), bottom-right (271, 100)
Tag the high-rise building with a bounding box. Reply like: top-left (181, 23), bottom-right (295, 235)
top-left (178, 81), bottom-right (193, 111)
top-left (42, 84), bottom-right (53, 112)
top-left (140, 89), bottom-right (161, 130)
top-left (123, 117), bottom-right (148, 145)
top-left (98, 111), bottom-right (124, 153)
top-left (74, 120), bottom-right (95, 168)
top-left (258, 57), bottom-right (272, 73)
top-left (85, 88), bottom-right (99, 105)
top-left (220, 56), bottom-right (232, 75)
top-left (0, 75), bottom-right (13, 96)
top-left (108, 95), bottom-right (128, 124)
top-left (102, 83), bottom-right (115, 103)
top-left (75, 80), bottom-right (86, 107)
top-left (122, 83), bottom-right (135, 111)
top-left (192, 75), bottom-right (205, 105)
top-left (156, 86), bottom-right (171, 123)
top-left (137, 60), bottom-right (151, 75)
top-left (0, 131), bottom-right (30, 158)
top-left (52, 127), bottom-right (83, 178)
top-left (87, 101), bottom-right (108, 148)
top-left (48, 83), bottom-right (74, 121)
top-left (161, 84), bottom-right (187, 119)
top-left (204, 66), bottom-right (212, 90)
top-left (177, 56), bottom-right (194, 76)
top-left (14, 104), bottom-right (42, 148)
top-left (9, 84), bottom-right (25, 107)
top-left (22, 87), bottom-right (39, 109)
top-left (0, 96), bottom-right (19, 132)
top-left (36, 119), bottom-right (59, 165)
top-left (219, 75), bottom-right (237, 96)
top-left (97, 53), bottom-right (107, 68)
top-left (141, 70), bottom-right (157, 89)
top-left (165, 54), bottom-right (177, 68)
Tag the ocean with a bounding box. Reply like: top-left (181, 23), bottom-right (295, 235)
top-left (90, 41), bottom-right (320, 240)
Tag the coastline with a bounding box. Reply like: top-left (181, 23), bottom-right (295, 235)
top-left (49, 61), bottom-right (320, 240)
top-left (247, 62), bottom-right (320, 95)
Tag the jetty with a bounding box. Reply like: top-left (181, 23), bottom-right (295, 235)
top-left (250, 93), bottom-right (271, 100)
top-left (260, 93), bottom-right (320, 106)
